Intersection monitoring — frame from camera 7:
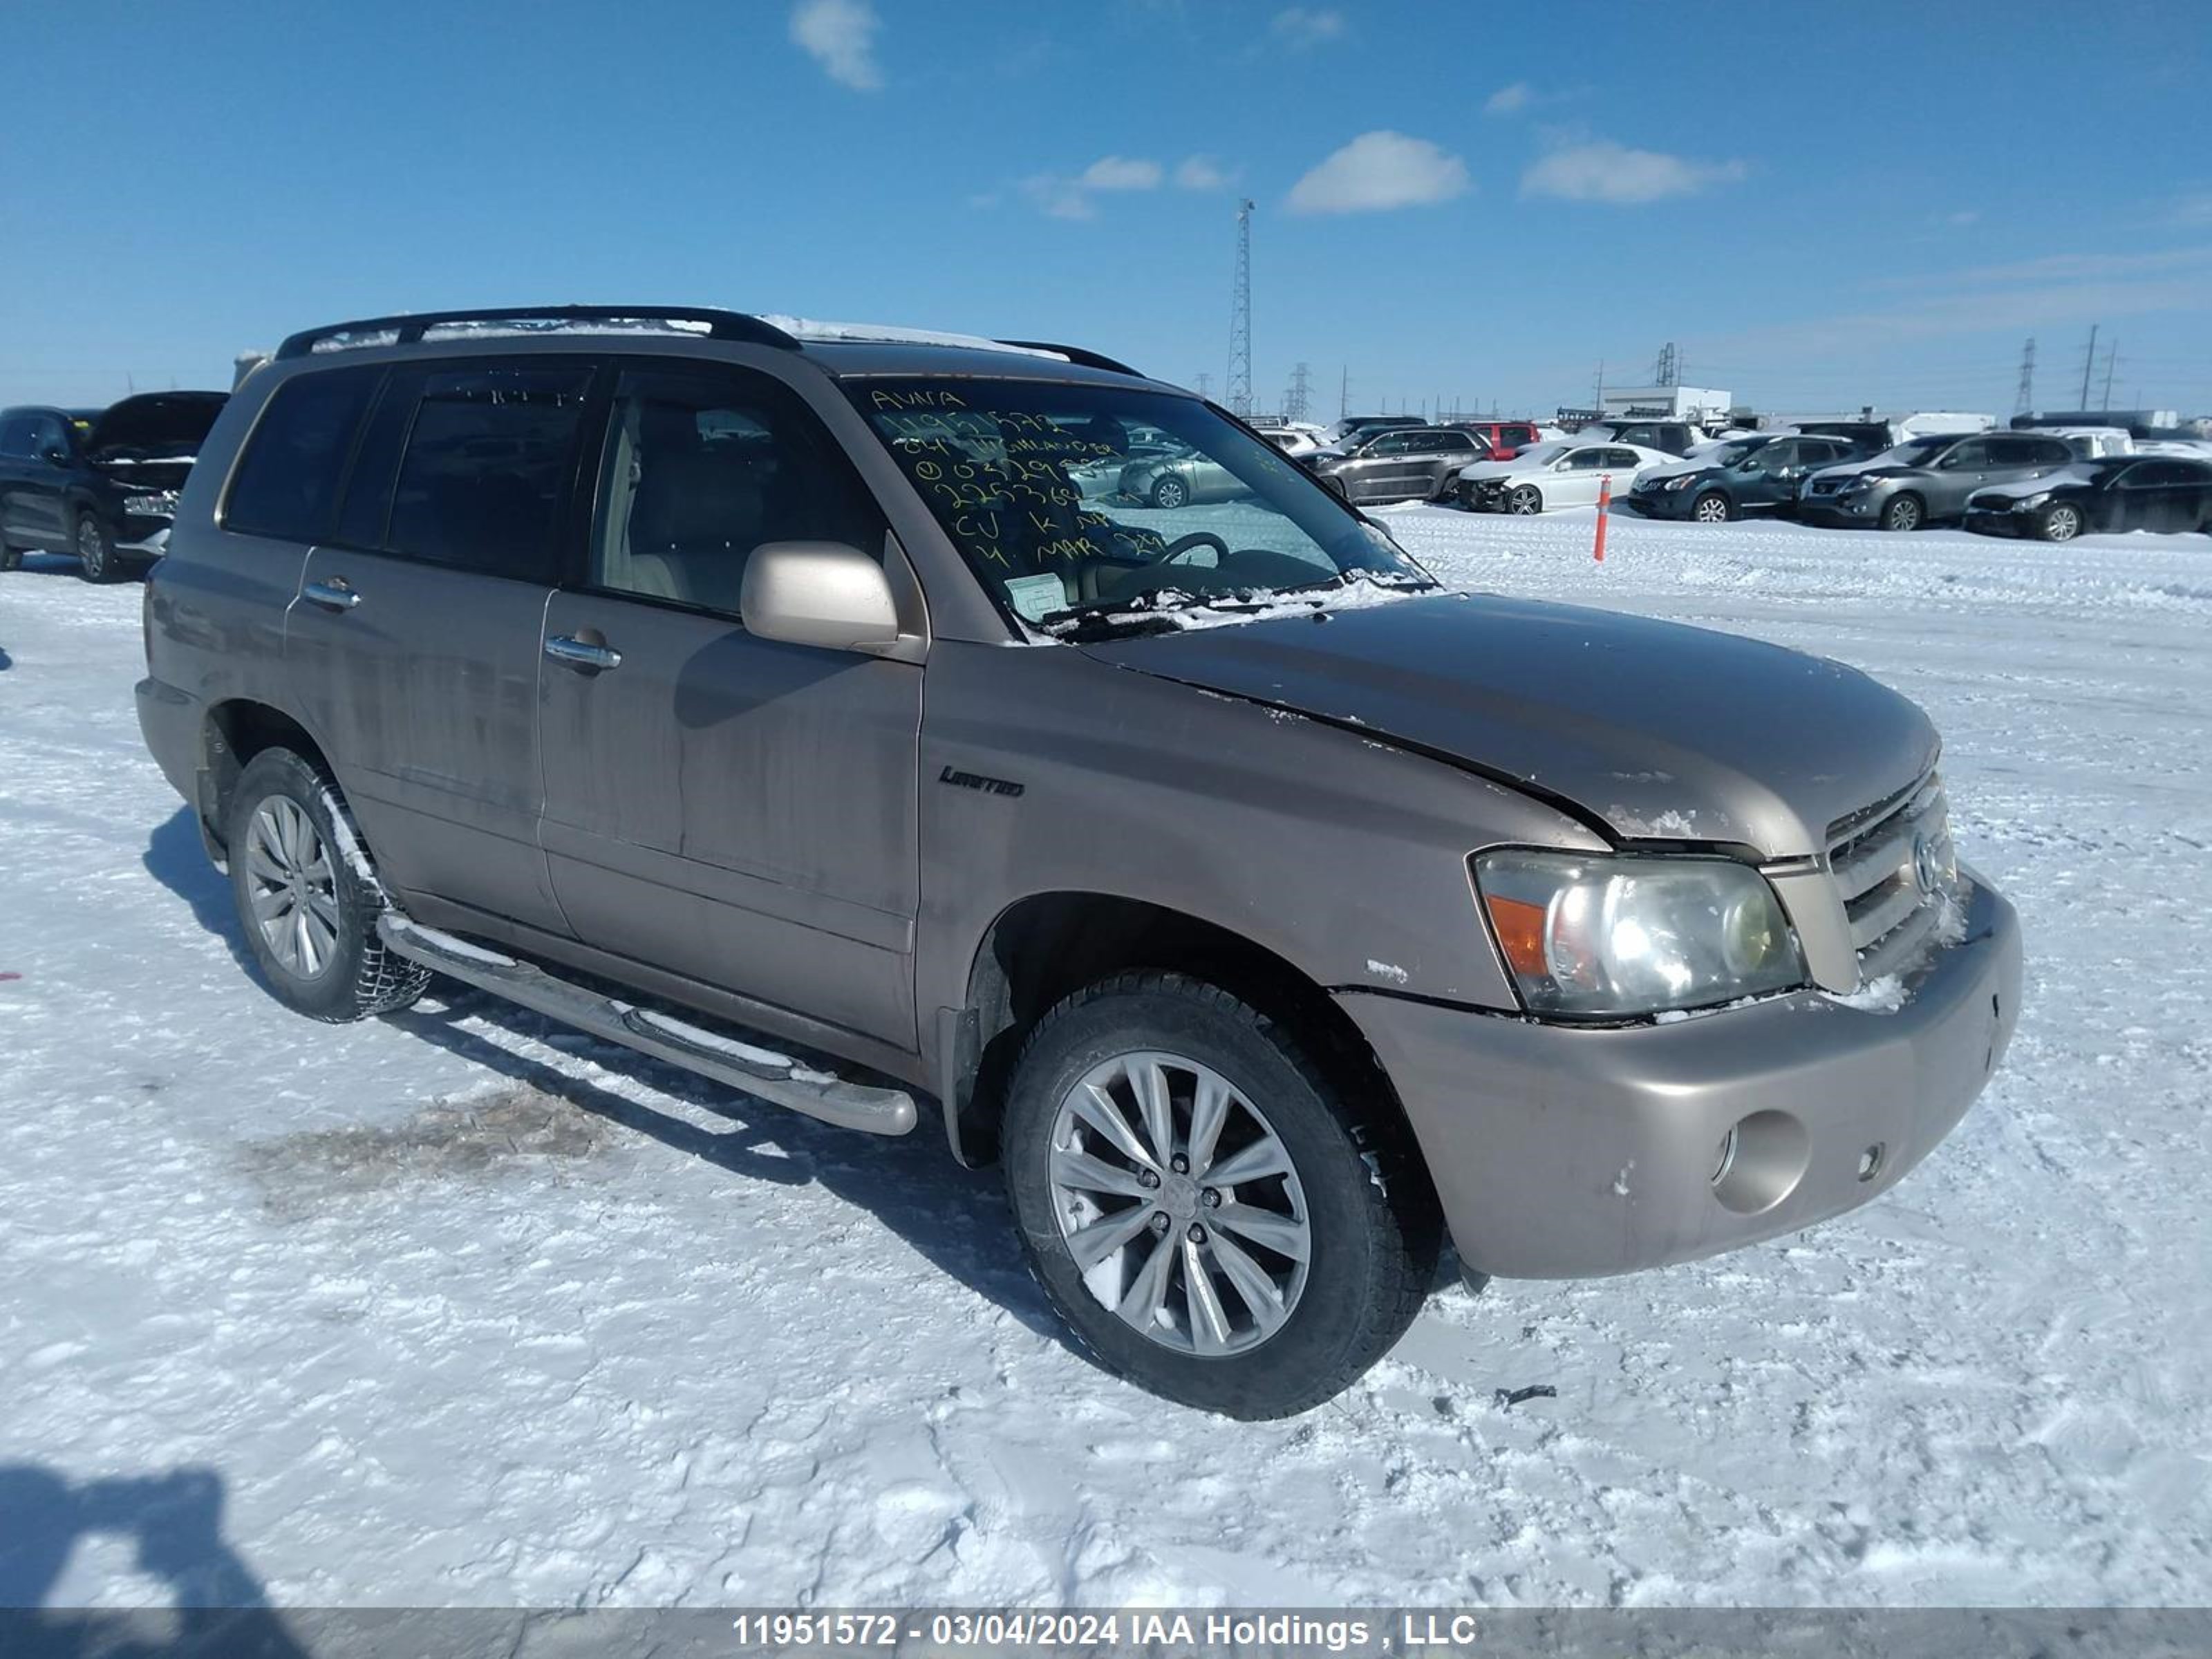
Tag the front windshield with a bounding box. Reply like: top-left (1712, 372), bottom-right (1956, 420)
top-left (847, 378), bottom-right (1433, 633)
top-left (1881, 436), bottom-right (1951, 465)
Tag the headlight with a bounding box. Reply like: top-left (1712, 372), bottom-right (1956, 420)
top-left (1839, 477), bottom-right (1875, 494)
top-left (2010, 491), bottom-right (2051, 510)
top-left (1662, 474), bottom-right (1700, 491)
top-left (123, 490), bottom-right (180, 517)
top-left (1472, 849), bottom-right (1806, 1018)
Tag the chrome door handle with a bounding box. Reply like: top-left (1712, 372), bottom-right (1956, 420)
top-left (545, 634), bottom-right (622, 672)
top-left (303, 578), bottom-right (359, 610)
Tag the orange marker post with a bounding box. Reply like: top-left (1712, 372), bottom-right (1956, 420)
top-left (1594, 474), bottom-right (1612, 563)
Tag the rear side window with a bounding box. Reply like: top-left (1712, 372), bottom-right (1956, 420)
top-left (223, 368), bottom-right (382, 542)
top-left (381, 365), bottom-right (593, 581)
top-left (0, 417), bottom-right (28, 458)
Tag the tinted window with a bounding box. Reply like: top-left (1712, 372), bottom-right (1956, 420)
top-left (2120, 460), bottom-right (2206, 487)
top-left (1943, 439), bottom-right (1993, 468)
top-left (1564, 449), bottom-right (1605, 470)
top-left (2029, 438), bottom-right (2074, 466)
top-left (0, 417), bottom-right (28, 458)
top-left (382, 365), bottom-right (592, 580)
top-left (590, 362), bottom-right (884, 615)
top-left (1503, 426), bottom-right (1537, 447)
top-left (26, 414), bottom-right (68, 456)
top-left (223, 368), bottom-right (382, 542)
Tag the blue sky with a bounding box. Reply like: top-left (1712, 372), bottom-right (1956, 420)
top-left (6, 0), bottom-right (2209, 420)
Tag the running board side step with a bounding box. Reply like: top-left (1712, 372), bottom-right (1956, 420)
top-left (377, 915), bottom-right (918, 1136)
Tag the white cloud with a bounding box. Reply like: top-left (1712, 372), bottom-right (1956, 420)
top-left (789, 0), bottom-right (883, 91)
top-left (1020, 175), bottom-right (1097, 221)
top-left (1520, 140), bottom-right (1745, 205)
top-left (1270, 6), bottom-right (1347, 48)
top-left (1484, 82), bottom-right (1534, 116)
top-left (1175, 155), bottom-right (1232, 191)
top-left (1287, 131), bottom-right (1470, 215)
top-left (1078, 156), bottom-right (1164, 191)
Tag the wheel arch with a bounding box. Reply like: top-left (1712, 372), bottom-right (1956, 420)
top-left (941, 890), bottom-right (1407, 1170)
top-left (198, 698), bottom-right (339, 858)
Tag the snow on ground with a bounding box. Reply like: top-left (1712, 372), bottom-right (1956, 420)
top-left (2, 512), bottom-right (2208, 1611)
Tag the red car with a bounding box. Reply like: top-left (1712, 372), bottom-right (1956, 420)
top-left (1445, 420), bottom-right (1544, 461)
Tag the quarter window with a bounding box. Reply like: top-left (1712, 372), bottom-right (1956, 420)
top-left (223, 367), bottom-right (382, 543)
top-left (382, 365), bottom-right (593, 581)
top-left (588, 363), bottom-right (883, 615)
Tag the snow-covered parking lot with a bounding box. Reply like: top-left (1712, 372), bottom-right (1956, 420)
top-left (2, 509), bottom-right (2207, 1611)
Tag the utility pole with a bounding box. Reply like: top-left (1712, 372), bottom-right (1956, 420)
top-left (1594, 359), bottom-right (1606, 411)
top-left (1226, 198), bottom-right (1255, 418)
top-left (2101, 340), bottom-right (2117, 412)
top-left (1339, 364), bottom-right (1349, 420)
top-left (2013, 337), bottom-right (2036, 418)
top-left (2079, 325), bottom-right (2098, 409)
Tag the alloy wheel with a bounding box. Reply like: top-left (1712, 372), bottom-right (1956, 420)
top-left (1508, 486), bottom-right (1541, 515)
top-left (1047, 1050), bottom-right (1311, 1357)
top-left (1694, 494), bottom-right (1730, 523)
top-left (76, 518), bottom-right (109, 579)
top-left (245, 796), bottom-right (341, 978)
top-left (2044, 504), bottom-right (2081, 541)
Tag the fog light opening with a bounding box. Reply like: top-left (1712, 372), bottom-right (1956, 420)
top-left (1857, 1142), bottom-right (1886, 1183)
top-left (1709, 1110), bottom-right (1811, 1216)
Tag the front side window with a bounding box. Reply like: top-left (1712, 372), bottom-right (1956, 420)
top-left (845, 377), bottom-right (1430, 633)
top-left (223, 366), bottom-right (382, 543)
top-left (382, 365), bottom-right (592, 580)
top-left (590, 363), bottom-right (884, 615)
top-left (0, 417), bottom-right (29, 458)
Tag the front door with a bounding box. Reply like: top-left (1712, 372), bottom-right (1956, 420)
top-left (536, 359), bottom-right (923, 1049)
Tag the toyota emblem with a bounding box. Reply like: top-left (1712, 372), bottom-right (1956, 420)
top-left (1911, 833), bottom-right (1942, 897)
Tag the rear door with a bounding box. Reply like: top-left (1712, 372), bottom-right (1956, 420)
top-left (2115, 460), bottom-right (2208, 533)
top-left (282, 357), bottom-right (592, 934)
top-left (0, 416), bottom-right (31, 544)
top-left (1927, 437), bottom-right (1997, 516)
top-left (536, 357), bottom-right (923, 1049)
top-left (15, 413), bottom-right (74, 545)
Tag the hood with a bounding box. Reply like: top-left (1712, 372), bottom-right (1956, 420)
top-left (84, 391), bottom-right (227, 459)
top-left (1082, 592), bottom-right (1937, 858)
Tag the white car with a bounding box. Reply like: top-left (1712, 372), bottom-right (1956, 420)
top-left (1453, 440), bottom-right (1674, 514)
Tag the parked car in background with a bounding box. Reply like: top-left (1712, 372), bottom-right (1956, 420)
top-left (1965, 456), bottom-right (2212, 541)
top-left (0, 392), bottom-right (227, 579)
top-left (134, 303), bottom-right (2021, 1417)
top-left (1117, 444), bottom-right (1247, 508)
top-left (1580, 419), bottom-right (1705, 458)
top-left (1253, 424), bottom-right (1324, 458)
top-left (1444, 418), bottom-right (1543, 460)
top-left (1454, 440), bottom-right (1672, 514)
top-left (1798, 431), bottom-right (2075, 531)
top-left (1631, 433), bottom-right (1872, 523)
top-left (1791, 420), bottom-right (1895, 452)
top-left (1309, 426), bottom-right (1487, 503)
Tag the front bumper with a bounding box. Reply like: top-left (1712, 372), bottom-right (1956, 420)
top-left (117, 522), bottom-right (171, 558)
top-left (1340, 874), bottom-right (2022, 1280)
top-left (1964, 507), bottom-right (2030, 538)
top-left (1798, 491), bottom-right (1880, 525)
top-left (1628, 486), bottom-right (1695, 519)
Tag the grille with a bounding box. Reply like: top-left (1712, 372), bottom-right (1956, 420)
top-left (1806, 476), bottom-right (1848, 497)
top-left (1826, 769), bottom-right (1954, 982)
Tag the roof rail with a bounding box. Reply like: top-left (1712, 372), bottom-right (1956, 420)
top-left (274, 306), bottom-right (803, 360)
top-left (995, 339), bottom-right (1144, 378)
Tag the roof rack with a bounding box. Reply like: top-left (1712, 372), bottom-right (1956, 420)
top-left (274, 306), bottom-right (802, 360)
top-left (995, 339), bottom-right (1144, 378)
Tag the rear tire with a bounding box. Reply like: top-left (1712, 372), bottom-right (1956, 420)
top-left (227, 749), bottom-right (430, 1022)
top-left (1879, 494), bottom-right (1925, 533)
top-left (1150, 476), bottom-right (1189, 509)
top-left (74, 511), bottom-right (118, 583)
top-left (1507, 484), bottom-right (1543, 515)
top-left (1002, 971), bottom-right (1441, 1418)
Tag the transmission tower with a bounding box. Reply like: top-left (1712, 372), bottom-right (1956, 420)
top-left (1338, 365), bottom-right (1349, 420)
top-left (1284, 361), bottom-right (1312, 422)
top-left (1653, 341), bottom-right (1679, 386)
top-left (2013, 338), bottom-right (2036, 417)
top-left (1194, 372), bottom-right (1212, 400)
top-left (1226, 198), bottom-right (1255, 417)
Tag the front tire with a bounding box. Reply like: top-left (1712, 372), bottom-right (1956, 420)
top-left (227, 748), bottom-right (429, 1022)
top-left (2038, 502), bottom-right (2083, 542)
top-left (1507, 484), bottom-right (1543, 515)
top-left (0, 543), bottom-right (21, 572)
top-left (1692, 491), bottom-right (1733, 523)
top-left (1002, 972), bottom-right (1441, 1418)
top-left (1879, 493), bottom-right (1925, 532)
top-left (74, 511), bottom-right (119, 583)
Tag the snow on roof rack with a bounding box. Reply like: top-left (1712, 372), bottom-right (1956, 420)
top-left (756, 317), bottom-right (1142, 377)
top-left (274, 306), bottom-right (801, 359)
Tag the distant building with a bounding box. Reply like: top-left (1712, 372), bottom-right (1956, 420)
top-left (1600, 384), bottom-right (1732, 423)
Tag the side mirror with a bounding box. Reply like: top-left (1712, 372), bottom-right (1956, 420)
top-left (740, 542), bottom-right (903, 654)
